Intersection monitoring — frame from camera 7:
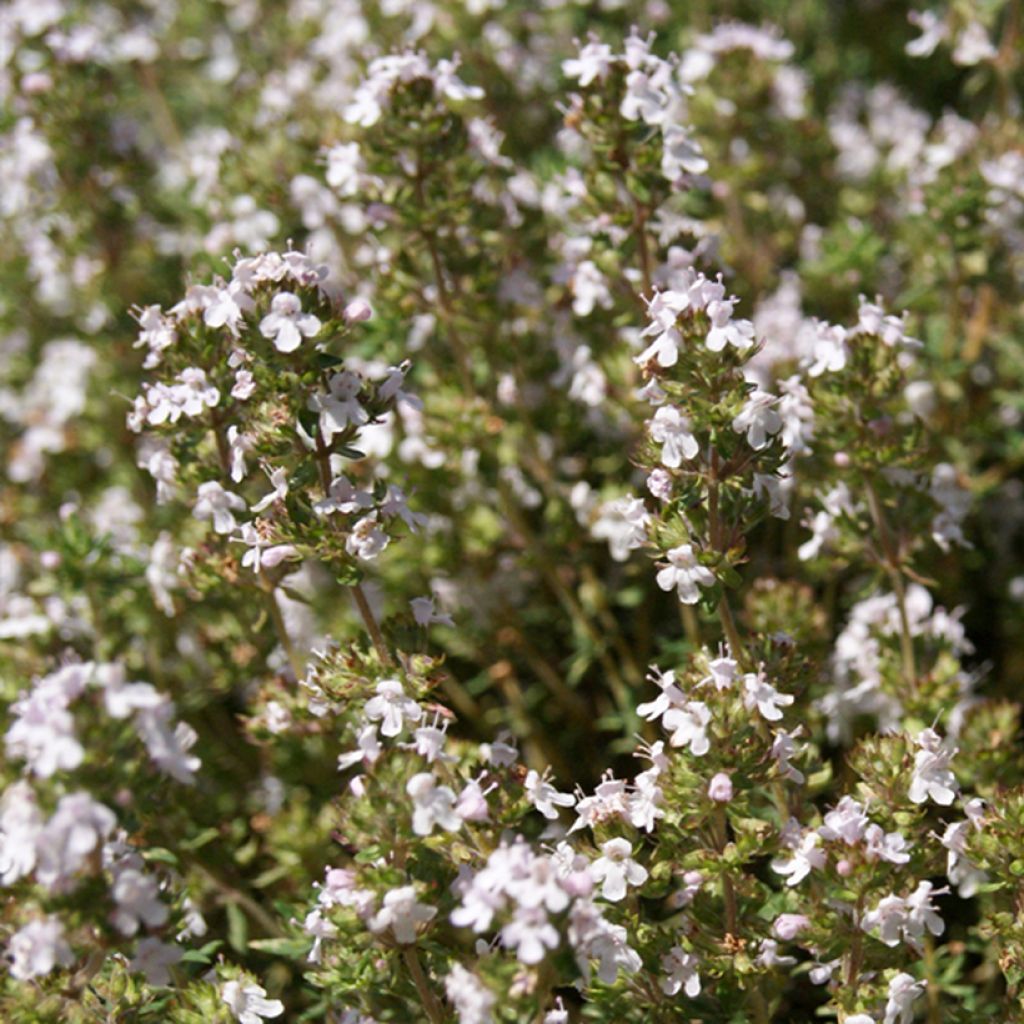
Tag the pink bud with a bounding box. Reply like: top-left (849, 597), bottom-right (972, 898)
top-left (22, 72), bottom-right (53, 94)
top-left (773, 913), bottom-right (810, 940)
top-left (836, 858), bottom-right (853, 877)
top-left (708, 772), bottom-right (733, 803)
top-left (562, 870), bottom-right (594, 897)
top-left (40, 551), bottom-right (61, 570)
top-left (344, 297), bottom-right (372, 322)
top-left (833, 452), bottom-right (851, 468)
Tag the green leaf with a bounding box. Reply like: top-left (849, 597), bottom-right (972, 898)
top-left (248, 937), bottom-right (310, 958)
top-left (226, 902), bottom-right (248, 952)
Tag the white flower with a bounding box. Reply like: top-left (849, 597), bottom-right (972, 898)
top-left (325, 142), bottom-right (364, 197)
top-left (864, 824), bottom-right (912, 865)
top-left (649, 406), bottom-right (699, 467)
top-left (567, 898), bottom-right (643, 983)
top-left (732, 391), bottom-right (782, 450)
top-left (563, 40), bottom-right (615, 86)
top-left (804, 321), bottom-right (848, 376)
top-left (251, 467), bottom-right (289, 513)
top-left (445, 963), bottom-right (495, 1024)
top-left (942, 821), bottom-right (987, 897)
top-left (4, 673), bottom-right (84, 778)
top-left (455, 779), bottom-right (491, 822)
top-left (501, 905), bottom-right (560, 964)
top-left (818, 796), bottom-right (868, 844)
top-left (111, 866), bottom-right (168, 935)
top-left (258, 292), bottom-right (321, 353)
top-left (369, 885), bottom-right (437, 944)
top-left (204, 283), bottom-right (253, 336)
top-left (128, 937), bottom-right (182, 986)
top-left (571, 260), bottom-right (613, 317)
top-left (771, 727), bottom-right (806, 783)
top-left (590, 838), bottom-right (648, 902)
top-left (590, 495), bottom-right (650, 562)
top-left (904, 881), bottom-right (945, 943)
top-left (772, 830), bottom-right (826, 887)
top-left (303, 908), bottom-right (337, 964)
top-left (638, 669), bottom-right (685, 721)
top-left (221, 980), bottom-right (285, 1024)
top-left (346, 514), bottom-right (389, 560)
top-left (409, 711), bottom-right (449, 762)
top-left (662, 701), bottom-right (711, 755)
top-left (312, 371), bottom-right (369, 443)
top-left (656, 544), bottom-right (714, 604)
top-left (952, 21), bottom-right (996, 66)
top-left (406, 773), bottom-right (462, 836)
top-left (410, 596), bottom-right (455, 628)
top-left (660, 945), bottom-right (701, 996)
top-left (636, 291), bottom-right (687, 367)
top-left (773, 914), bottom-right (810, 941)
top-left (6, 916), bottom-right (73, 980)
top-left (0, 782), bottom-right (42, 884)
top-left (364, 679), bottom-right (423, 738)
top-left (226, 426), bottom-right (254, 483)
top-left (884, 972), bottom-right (927, 1024)
top-left (743, 670), bottom-right (794, 722)
top-left (35, 792), bottom-right (117, 890)
top-left (706, 316), bottom-right (754, 353)
top-left (702, 654), bottom-right (738, 690)
top-left (193, 481), bottom-right (247, 535)
top-left (524, 769), bottom-right (576, 820)
top-left (908, 728), bottom-right (958, 806)
top-left (906, 10), bottom-right (948, 58)
top-left (862, 882), bottom-right (943, 950)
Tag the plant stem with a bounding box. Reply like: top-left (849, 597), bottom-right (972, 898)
top-left (401, 945), bottom-right (446, 1024)
top-left (923, 935), bottom-right (942, 1024)
top-left (713, 807), bottom-right (738, 935)
top-left (708, 451), bottom-right (746, 664)
top-left (311, 439), bottom-right (393, 666)
top-left (352, 582), bottom-right (392, 667)
top-left (634, 199), bottom-right (653, 297)
top-left (262, 578), bottom-right (305, 680)
top-left (864, 483), bottom-right (916, 688)
top-left (844, 892), bottom-right (865, 994)
top-left (717, 596), bottom-right (745, 666)
top-left (679, 603), bottom-right (701, 647)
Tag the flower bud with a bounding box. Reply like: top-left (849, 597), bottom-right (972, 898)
top-left (708, 772), bottom-right (733, 802)
top-left (344, 297), bottom-right (372, 322)
top-left (772, 913), bottom-right (810, 940)
top-left (904, 380), bottom-right (937, 419)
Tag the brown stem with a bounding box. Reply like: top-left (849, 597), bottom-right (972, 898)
top-left (844, 892), bottom-right (865, 993)
top-left (713, 807), bottom-right (738, 936)
top-left (923, 935), bottom-right (942, 1024)
top-left (352, 582), bottom-right (392, 667)
top-left (262, 578), bottom-right (305, 679)
top-left (864, 483), bottom-right (916, 688)
top-left (413, 159), bottom-right (475, 395)
top-left (311, 438), bottom-right (393, 666)
top-left (135, 64), bottom-right (183, 152)
top-left (634, 200), bottom-right (653, 298)
top-left (401, 945), bottom-right (446, 1024)
top-left (708, 451), bottom-right (746, 664)
top-left (210, 411), bottom-right (232, 478)
top-left (717, 596), bottom-right (746, 666)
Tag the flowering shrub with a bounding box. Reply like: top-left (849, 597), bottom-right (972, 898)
top-left (1, 0), bottom-right (1023, 1022)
